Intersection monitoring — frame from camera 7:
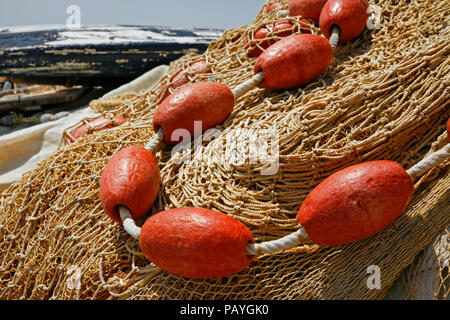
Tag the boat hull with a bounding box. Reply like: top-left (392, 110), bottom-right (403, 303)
top-left (0, 25), bottom-right (222, 86)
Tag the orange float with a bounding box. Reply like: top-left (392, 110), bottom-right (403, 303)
top-left (139, 207), bottom-right (254, 279)
top-left (153, 82), bottom-right (234, 144)
top-left (319, 0), bottom-right (369, 43)
top-left (288, 0), bottom-right (328, 21)
top-left (68, 117), bottom-right (127, 143)
top-left (246, 19), bottom-right (311, 57)
top-left (100, 146), bottom-right (160, 223)
top-left (297, 161), bottom-right (415, 246)
top-left (254, 34), bottom-right (333, 90)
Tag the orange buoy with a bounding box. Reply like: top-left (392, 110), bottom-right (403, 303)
top-left (68, 117), bottom-right (127, 143)
top-left (153, 82), bottom-right (234, 144)
top-left (297, 161), bottom-right (415, 246)
top-left (100, 146), bottom-right (160, 223)
top-left (273, 19), bottom-right (308, 37)
top-left (254, 34), bottom-right (333, 90)
top-left (246, 26), bottom-right (270, 57)
top-left (170, 60), bottom-right (211, 89)
top-left (288, 0), bottom-right (328, 21)
top-left (246, 20), bottom-right (311, 57)
top-left (139, 207), bottom-right (254, 279)
top-left (157, 60), bottom-right (211, 101)
top-left (319, 0), bottom-right (369, 43)
top-left (259, 1), bottom-right (281, 14)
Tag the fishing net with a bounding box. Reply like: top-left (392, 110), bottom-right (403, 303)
top-left (89, 93), bottom-right (139, 113)
top-left (385, 226), bottom-right (449, 299)
top-left (0, 0), bottom-right (449, 300)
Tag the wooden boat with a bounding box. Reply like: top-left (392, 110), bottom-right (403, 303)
top-left (0, 84), bottom-right (88, 113)
top-left (0, 25), bottom-right (222, 86)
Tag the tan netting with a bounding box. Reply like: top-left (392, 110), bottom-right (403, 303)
top-left (385, 226), bottom-right (449, 299)
top-left (89, 93), bottom-right (139, 113)
top-left (0, 0), bottom-right (449, 300)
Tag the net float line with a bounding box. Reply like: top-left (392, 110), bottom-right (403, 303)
top-left (118, 138), bottom-right (449, 259)
top-left (148, 0), bottom-right (362, 121)
top-left (129, 31), bottom-right (334, 152)
top-left (329, 25), bottom-right (341, 50)
top-left (97, 0), bottom-right (415, 279)
top-left (407, 143), bottom-right (450, 182)
top-left (119, 205), bottom-right (140, 240)
top-left (144, 127), bottom-right (165, 154)
top-left (277, 0), bottom-right (369, 49)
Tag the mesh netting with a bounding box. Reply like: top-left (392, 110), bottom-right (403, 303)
top-left (0, 0), bottom-right (449, 300)
top-left (385, 226), bottom-right (449, 299)
top-left (89, 93), bottom-right (139, 113)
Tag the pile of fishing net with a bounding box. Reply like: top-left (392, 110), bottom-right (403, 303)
top-left (0, 0), bottom-right (448, 299)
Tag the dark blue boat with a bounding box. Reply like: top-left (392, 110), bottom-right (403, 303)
top-left (0, 25), bottom-right (222, 86)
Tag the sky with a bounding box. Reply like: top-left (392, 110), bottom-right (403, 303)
top-left (0, 0), bottom-right (267, 30)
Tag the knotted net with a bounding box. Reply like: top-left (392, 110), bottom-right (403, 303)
top-left (0, 0), bottom-right (449, 299)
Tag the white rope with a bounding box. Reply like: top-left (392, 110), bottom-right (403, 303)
top-left (277, 9), bottom-right (289, 17)
top-left (217, 57), bottom-right (232, 68)
top-left (144, 127), bottom-right (165, 153)
top-left (407, 143), bottom-right (450, 181)
top-left (119, 205), bottom-right (141, 240)
top-left (118, 200), bottom-right (311, 254)
top-left (246, 228), bottom-right (310, 256)
top-left (329, 25), bottom-right (340, 50)
top-left (232, 72), bottom-right (265, 100)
